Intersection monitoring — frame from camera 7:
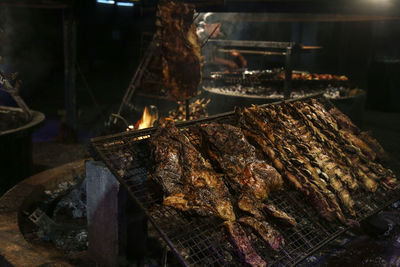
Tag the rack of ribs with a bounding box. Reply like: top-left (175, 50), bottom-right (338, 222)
top-left (304, 100), bottom-right (397, 190)
top-left (237, 106), bottom-right (352, 225)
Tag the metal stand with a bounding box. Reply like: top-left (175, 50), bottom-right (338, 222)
top-left (208, 40), bottom-right (320, 100)
top-left (110, 35), bottom-right (159, 126)
top-left (185, 100), bottom-right (190, 121)
top-left (284, 46), bottom-right (293, 100)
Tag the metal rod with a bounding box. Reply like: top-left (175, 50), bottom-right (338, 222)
top-left (112, 35), bottom-right (158, 125)
top-left (201, 24), bottom-right (221, 48)
top-left (284, 46), bottom-right (293, 100)
top-left (208, 39), bottom-right (296, 49)
top-left (217, 48), bottom-right (286, 56)
top-left (185, 99), bottom-right (190, 121)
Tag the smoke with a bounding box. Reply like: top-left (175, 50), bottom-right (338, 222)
top-left (0, 7), bottom-right (60, 99)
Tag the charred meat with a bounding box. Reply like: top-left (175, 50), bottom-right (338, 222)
top-left (238, 106), bottom-right (350, 225)
top-left (157, 0), bottom-right (202, 101)
top-left (224, 221), bottom-right (267, 267)
top-left (198, 123), bottom-right (283, 199)
top-left (198, 123), bottom-right (294, 225)
top-left (239, 216), bottom-right (285, 251)
top-left (263, 204), bottom-right (297, 227)
top-left (150, 119), bottom-right (235, 221)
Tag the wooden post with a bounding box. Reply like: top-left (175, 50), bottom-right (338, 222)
top-left (63, 8), bottom-right (77, 141)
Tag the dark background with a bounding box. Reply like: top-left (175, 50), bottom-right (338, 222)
top-left (0, 0), bottom-right (399, 140)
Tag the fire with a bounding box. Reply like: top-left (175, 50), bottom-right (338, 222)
top-left (127, 105), bottom-right (158, 131)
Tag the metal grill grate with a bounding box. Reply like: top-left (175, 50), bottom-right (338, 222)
top-left (91, 95), bottom-right (400, 266)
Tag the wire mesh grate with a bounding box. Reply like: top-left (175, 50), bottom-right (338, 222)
top-left (91, 95), bottom-right (400, 266)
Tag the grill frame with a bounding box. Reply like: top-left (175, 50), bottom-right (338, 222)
top-left (91, 93), bottom-right (400, 266)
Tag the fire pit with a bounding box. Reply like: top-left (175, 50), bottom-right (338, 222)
top-left (0, 160), bottom-right (85, 266)
top-left (0, 106), bottom-right (45, 194)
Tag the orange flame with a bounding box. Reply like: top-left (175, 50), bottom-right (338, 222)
top-left (136, 106), bottom-right (158, 130)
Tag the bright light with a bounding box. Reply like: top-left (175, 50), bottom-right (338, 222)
top-left (116, 2), bottom-right (134, 6)
top-left (368, 0), bottom-right (391, 7)
top-left (96, 0), bottom-right (115, 4)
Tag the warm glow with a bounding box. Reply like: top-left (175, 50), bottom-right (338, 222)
top-left (136, 106), bottom-right (158, 130)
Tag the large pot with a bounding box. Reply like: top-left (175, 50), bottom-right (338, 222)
top-left (0, 106), bottom-right (45, 194)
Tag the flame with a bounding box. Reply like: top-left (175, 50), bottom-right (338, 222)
top-left (137, 106), bottom-right (155, 129)
top-left (126, 106), bottom-right (157, 131)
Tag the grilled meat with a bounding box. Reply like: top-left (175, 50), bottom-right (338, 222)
top-left (238, 106), bottom-right (350, 225)
top-left (224, 221), bottom-right (267, 267)
top-left (199, 123), bottom-right (283, 198)
top-left (358, 131), bottom-right (390, 163)
top-left (239, 216), bottom-right (285, 251)
top-left (150, 119), bottom-right (235, 221)
top-left (292, 101), bottom-right (379, 192)
top-left (263, 204), bottom-right (297, 227)
top-left (198, 123), bottom-right (294, 224)
top-left (157, 0), bottom-right (201, 101)
top-left (328, 106), bottom-right (358, 133)
top-left (237, 194), bottom-right (297, 226)
top-left (241, 128), bottom-right (335, 221)
top-left (237, 194), bottom-right (267, 220)
top-left (307, 100), bottom-right (397, 190)
top-left (273, 103), bottom-right (356, 216)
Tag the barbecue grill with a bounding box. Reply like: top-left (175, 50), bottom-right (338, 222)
top-left (91, 93), bottom-right (400, 266)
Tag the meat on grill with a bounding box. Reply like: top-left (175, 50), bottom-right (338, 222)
top-left (238, 106), bottom-right (351, 225)
top-left (239, 216), bottom-right (285, 251)
top-left (237, 98), bottom-right (397, 225)
top-left (224, 221), bottom-right (267, 267)
top-left (198, 123), bottom-right (296, 226)
top-left (237, 194), bottom-right (297, 227)
top-left (157, 0), bottom-right (201, 101)
top-left (150, 119), bottom-right (235, 221)
top-left (291, 101), bottom-right (378, 192)
top-left (263, 204), bottom-right (297, 227)
top-left (273, 103), bottom-right (356, 216)
top-left (308, 100), bottom-right (397, 190)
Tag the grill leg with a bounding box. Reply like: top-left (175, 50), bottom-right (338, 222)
top-left (86, 160), bottom-right (147, 266)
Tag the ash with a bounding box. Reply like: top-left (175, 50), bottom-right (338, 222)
top-left (31, 175), bottom-right (88, 253)
top-left (52, 177), bottom-right (87, 219)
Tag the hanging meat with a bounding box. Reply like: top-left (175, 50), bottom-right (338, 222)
top-left (157, 0), bottom-right (202, 101)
